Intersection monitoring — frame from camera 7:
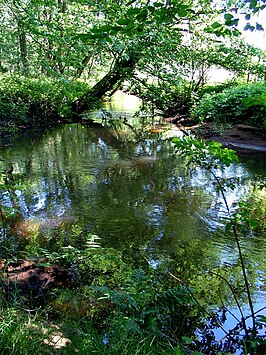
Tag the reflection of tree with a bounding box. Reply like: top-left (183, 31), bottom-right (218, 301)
top-left (1, 122), bottom-right (265, 310)
top-left (0, 125), bottom-right (212, 244)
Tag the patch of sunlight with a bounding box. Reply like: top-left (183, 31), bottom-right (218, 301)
top-left (43, 326), bottom-right (72, 350)
top-left (103, 90), bottom-right (141, 113)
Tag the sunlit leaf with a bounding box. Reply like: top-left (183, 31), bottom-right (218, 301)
top-left (224, 13), bottom-right (234, 20)
top-left (211, 21), bottom-right (222, 29)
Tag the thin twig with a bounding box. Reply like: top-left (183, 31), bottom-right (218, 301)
top-left (169, 272), bottom-right (229, 336)
top-left (208, 271), bottom-right (247, 334)
top-left (222, 304), bottom-right (240, 323)
top-left (210, 170), bottom-right (256, 336)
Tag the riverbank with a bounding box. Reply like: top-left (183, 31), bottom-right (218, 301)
top-left (194, 123), bottom-right (266, 153)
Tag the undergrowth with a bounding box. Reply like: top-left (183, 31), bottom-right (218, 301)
top-left (190, 82), bottom-right (266, 126)
top-left (0, 228), bottom-right (201, 354)
top-left (0, 74), bottom-right (91, 133)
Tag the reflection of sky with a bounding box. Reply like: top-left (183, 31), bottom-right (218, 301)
top-left (5, 127), bottom-right (262, 249)
top-left (88, 91), bottom-right (142, 119)
top-left (33, 195), bottom-right (46, 212)
top-left (213, 292), bottom-right (266, 355)
top-left (143, 204), bottom-right (165, 228)
top-left (1, 106), bottom-right (266, 320)
top-left (191, 164), bottom-right (254, 212)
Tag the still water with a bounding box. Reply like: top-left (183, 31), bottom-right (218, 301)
top-left (0, 92), bottom-right (266, 332)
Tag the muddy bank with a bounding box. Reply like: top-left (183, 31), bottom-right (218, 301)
top-left (0, 260), bottom-right (77, 305)
top-left (192, 123), bottom-right (266, 154)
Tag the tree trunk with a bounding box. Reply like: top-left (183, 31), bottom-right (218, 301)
top-left (18, 21), bottom-right (28, 76)
top-left (76, 52), bottom-right (92, 78)
top-left (58, 0), bottom-right (67, 13)
top-left (71, 54), bottom-right (139, 115)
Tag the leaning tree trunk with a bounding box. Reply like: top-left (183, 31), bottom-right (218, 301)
top-left (71, 54), bottom-right (139, 116)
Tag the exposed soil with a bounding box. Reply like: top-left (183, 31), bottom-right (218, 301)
top-left (191, 123), bottom-right (266, 154)
top-left (0, 260), bottom-right (77, 306)
top-left (169, 116), bottom-right (266, 153)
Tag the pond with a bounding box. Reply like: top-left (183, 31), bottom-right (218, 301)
top-left (0, 92), bottom-right (266, 336)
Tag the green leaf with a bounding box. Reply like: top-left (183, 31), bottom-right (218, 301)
top-left (244, 23), bottom-right (255, 31)
top-left (134, 25), bottom-right (144, 34)
top-left (155, 8), bottom-right (167, 17)
top-left (172, 137), bottom-right (181, 144)
top-left (117, 18), bottom-right (130, 26)
top-left (249, 219), bottom-right (258, 228)
top-left (204, 26), bottom-right (214, 34)
top-left (136, 9), bottom-right (148, 21)
top-left (182, 336), bottom-right (194, 344)
top-left (256, 22), bottom-right (264, 31)
top-left (103, 36), bottom-right (112, 43)
top-left (153, 2), bottom-right (163, 7)
top-left (90, 28), bottom-right (102, 33)
top-left (224, 13), bottom-right (234, 21)
top-left (232, 28), bottom-right (241, 36)
top-left (127, 8), bottom-right (141, 15)
top-left (177, 9), bottom-right (187, 17)
top-left (257, 315), bottom-right (266, 323)
top-left (110, 26), bottom-right (122, 35)
top-left (249, 1), bottom-right (258, 10)
top-left (99, 25), bottom-right (114, 32)
top-left (211, 21), bottom-right (222, 29)
top-left (126, 20), bottom-right (135, 30)
top-left (76, 33), bottom-right (92, 42)
top-left (225, 222), bottom-right (233, 232)
top-left (226, 18), bottom-right (239, 26)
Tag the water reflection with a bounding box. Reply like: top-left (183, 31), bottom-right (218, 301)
top-left (0, 95), bottom-right (266, 316)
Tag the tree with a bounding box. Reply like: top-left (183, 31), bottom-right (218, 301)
top-left (0, 0), bottom-right (265, 120)
top-left (70, 0), bottom-right (266, 116)
top-left (0, 0), bottom-right (104, 77)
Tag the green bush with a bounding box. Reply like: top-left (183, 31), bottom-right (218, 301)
top-left (195, 80), bottom-right (239, 98)
top-left (190, 82), bottom-right (266, 126)
top-left (129, 77), bottom-right (194, 117)
top-left (0, 74), bottom-right (91, 133)
top-left (0, 237), bottom-right (196, 354)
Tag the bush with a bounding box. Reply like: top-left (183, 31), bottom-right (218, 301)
top-left (196, 80), bottom-right (239, 98)
top-left (0, 74), bottom-right (91, 133)
top-left (0, 237), bottom-right (198, 354)
top-left (190, 82), bottom-right (266, 126)
top-left (129, 77), bottom-right (195, 117)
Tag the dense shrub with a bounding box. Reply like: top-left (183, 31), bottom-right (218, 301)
top-left (195, 79), bottom-right (240, 98)
top-left (190, 82), bottom-right (266, 126)
top-left (129, 77), bottom-right (195, 117)
top-left (0, 74), bottom-right (91, 133)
